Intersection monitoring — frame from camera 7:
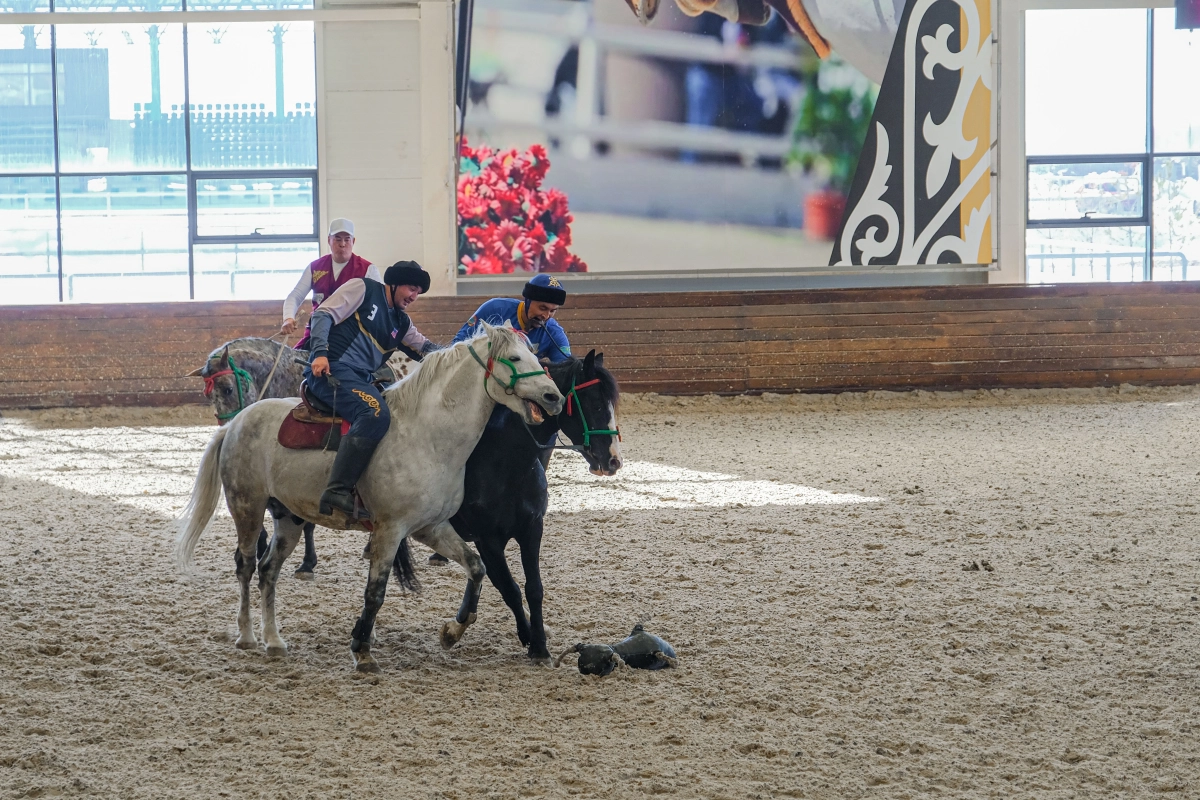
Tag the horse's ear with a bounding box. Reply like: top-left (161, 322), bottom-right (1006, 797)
top-left (185, 366), bottom-right (205, 377)
top-left (594, 352), bottom-right (604, 369)
top-left (218, 346), bottom-right (230, 368)
top-left (583, 349), bottom-right (596, 372)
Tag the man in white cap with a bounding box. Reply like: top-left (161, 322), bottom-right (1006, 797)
top-left (282, 218), bottom-right (382, 349)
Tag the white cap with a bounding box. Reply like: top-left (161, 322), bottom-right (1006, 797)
top-left (328, 218), bottom-right (355, 237)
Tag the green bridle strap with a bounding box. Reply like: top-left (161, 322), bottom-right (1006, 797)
top-left (566, 377), bottom-right (620, 447)
top-left (467, 341), bottom-right (546, 394)
top-left (214, 357), bottom-right (255, 421)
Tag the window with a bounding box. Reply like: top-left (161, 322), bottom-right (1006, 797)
top-left (1025, 8), bottom-right (1200, 282)
top-left (0, 19), bottom-right (318, 304)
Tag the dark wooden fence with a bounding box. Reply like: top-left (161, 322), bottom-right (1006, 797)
top-left (3, 282), bottom-right (1200, 408)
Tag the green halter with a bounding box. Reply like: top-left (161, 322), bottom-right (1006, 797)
top-left (565, 376), bottom-right (620, 446)
top-left (203, 356), bottom-right (256, 422)
top-left (468, 341), bottom-right (546, 393)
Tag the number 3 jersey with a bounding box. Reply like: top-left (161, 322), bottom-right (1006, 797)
top-left (307, 278), bottom-right (433, 377)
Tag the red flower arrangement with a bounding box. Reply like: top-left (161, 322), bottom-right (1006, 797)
top-left (457, 137), bottom-right (588, 275)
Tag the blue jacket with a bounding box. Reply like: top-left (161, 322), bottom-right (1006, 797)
top-left (453, 298), bottom-right (572, 363)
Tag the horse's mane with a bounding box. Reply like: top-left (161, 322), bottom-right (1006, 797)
top-left (382, 327), bottom-right (524, 417)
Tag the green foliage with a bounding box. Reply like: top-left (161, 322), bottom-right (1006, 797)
top-left (789, 56), bottom-right (877, 194)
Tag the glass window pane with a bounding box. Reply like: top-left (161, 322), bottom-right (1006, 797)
top-left (187, 0), bottom-right (313, 10)
top-left (0, 25), bottom-right (54, 171)
top-left (55, 0), bottom-right (181, 11)
top-left (1027, 227), bottom-right (1147, 283)
top-left (1026, 9), bottom-right (1147, 156)
top-left (1153, 156), bottom-right (1200, 281)
top-left (1, 1), bottom-right (50, 12)
top-left (193, 242), bottom-right (318, 301)
top-left (0, 176), bottom-right (58, 304)
top-left (1028, 162), bottom-right (1143, 222)
top-left (59, 174), bottom-right (188, 302)
top-left (1154, 9), bottom-right (1200, 153)
top-left (186, 22), bottom-right (316, 169)
top-left (54, 25), bottom-right (185, 172)
top-left (196, 175), bottom-right (314, 236)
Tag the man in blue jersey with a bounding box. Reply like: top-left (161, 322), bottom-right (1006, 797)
top-left (453, 273), bottom-right (571, 363)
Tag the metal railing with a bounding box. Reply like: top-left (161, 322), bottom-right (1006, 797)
top-left (1026, 250), bottom-right (1189, 281)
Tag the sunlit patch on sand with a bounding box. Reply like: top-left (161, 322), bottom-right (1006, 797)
top-left (546, 458), bottom-right (881, 512)
top-left (0, 422), bottom-right (214, 516)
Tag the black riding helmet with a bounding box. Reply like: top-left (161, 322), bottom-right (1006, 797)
top-left (385, 260), bottom-right (431, 293)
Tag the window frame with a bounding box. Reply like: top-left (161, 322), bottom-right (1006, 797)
top-left (0, 17), bottom-right (319, 301)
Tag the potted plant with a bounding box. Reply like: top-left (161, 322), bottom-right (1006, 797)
top-left (789, 54), bottom-right (876, 241)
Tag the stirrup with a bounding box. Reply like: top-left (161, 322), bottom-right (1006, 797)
top-left (319, 488), bottom-right (372, 521)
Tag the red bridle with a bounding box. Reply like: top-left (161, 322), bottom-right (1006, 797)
top-left (202, 369), bottom-right (235, 398)
top-left (565, 378), bottom-right (601, 416)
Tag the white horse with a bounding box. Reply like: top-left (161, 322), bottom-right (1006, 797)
top-left (175, 323), bottom-right (565, 673)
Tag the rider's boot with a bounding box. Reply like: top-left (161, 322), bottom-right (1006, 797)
top-left (319, 435), bottom-right (379, 520)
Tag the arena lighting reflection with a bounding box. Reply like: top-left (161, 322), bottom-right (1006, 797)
top-left (547, 459), bottom-right (882, 513)
top-left (0, 422), bottom-right (882, 517)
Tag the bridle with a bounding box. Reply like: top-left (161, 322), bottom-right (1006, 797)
top-left (467, 340), bottom-right (547, 394)
top-left (203, 356), bottom-right (255, 422)
top-left (564, 376), bottom-right (621, 447)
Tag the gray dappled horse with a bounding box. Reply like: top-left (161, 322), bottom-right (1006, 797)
top-left (175, 324), bottom-right (564, 672)
top-left (188, 337), bottom-right (412, 577)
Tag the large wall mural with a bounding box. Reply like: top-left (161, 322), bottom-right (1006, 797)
top-left (832, 0), bottom-right (993, 267)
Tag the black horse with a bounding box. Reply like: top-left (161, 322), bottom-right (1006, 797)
top-left (439, 350), bottom-right (622, 662)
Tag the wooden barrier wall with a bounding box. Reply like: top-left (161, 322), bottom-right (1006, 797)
top-left (3, 281), bottom-right (1200, 408)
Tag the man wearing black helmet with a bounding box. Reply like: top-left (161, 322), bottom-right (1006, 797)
top-left (305, 260), bottom-right (437, 519)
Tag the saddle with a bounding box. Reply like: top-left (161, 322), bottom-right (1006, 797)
top-left (277, 380), bottom-right (351, 450)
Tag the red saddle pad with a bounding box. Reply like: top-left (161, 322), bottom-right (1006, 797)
top-left (278, 406), bottom-right (351, 450)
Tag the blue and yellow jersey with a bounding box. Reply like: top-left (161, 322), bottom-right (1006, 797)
top-left (453, 297), bottom-right (572, 363)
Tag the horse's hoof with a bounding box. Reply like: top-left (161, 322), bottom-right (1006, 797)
top-left (234, 635), bottom-right (258, 650)
top-left (266, 643), bottom-right (288, 658)
top-left (440, 621), bottom-right (466, 650)
top-left (428, 553), bottom-right (450, 565)
top-left (294, 569), bottom-right (315, 581)
top-left (353, 653), bottom-right (381, 673)
top-left (528, 651), bottom-right (552, 666)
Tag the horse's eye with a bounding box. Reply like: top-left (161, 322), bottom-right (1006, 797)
top-left (222, 386), bottom-right (233, 396)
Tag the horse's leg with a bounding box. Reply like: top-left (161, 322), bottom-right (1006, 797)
top-left (349, 525), bottom-right (407, 673)
top-left (230, 502), bottom-right (268, 650)
top-left (409, 521), bottom-right (487, 649)
top-left (519, 518), bottom-right (551, 663)
top-left (259, 514), bottom-right (304, 657)
top-left (476, 537), bottom-right (532, 649)
top-left (294, 522), bottom-right (317, 579)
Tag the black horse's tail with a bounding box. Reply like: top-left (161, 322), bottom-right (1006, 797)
top-left (391, 537), bottom-right (420, 594)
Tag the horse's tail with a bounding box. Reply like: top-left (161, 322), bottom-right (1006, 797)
top-left (174, 425), bottom-right (229, 572)
top-left (391, 537), bottom-right (420, 594)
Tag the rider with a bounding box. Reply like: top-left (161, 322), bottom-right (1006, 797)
top-left (281, 218), bottom-right (381, 348)
top-left (453, 273), bottom-right (571, 363)
top-left (305, 260), bottom-right (438, 519)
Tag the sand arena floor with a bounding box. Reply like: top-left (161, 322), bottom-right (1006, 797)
top-left (1, 387), bottom-right (1200, 799)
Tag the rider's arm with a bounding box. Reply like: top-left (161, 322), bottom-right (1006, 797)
top-left (365, 262), bottom-right (383, 282)
top-left (307, 279), bottom-right (368, 360)
top-left (282, 265), bottom-right (313, 322)
top-left (401, 325), bottom-right (439, 357)
top-left (452, 302), bottom-right (493, 343)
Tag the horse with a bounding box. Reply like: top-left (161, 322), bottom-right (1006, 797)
top-left (439, 350), bottom-right (622, 662)
top-left (187, 337), bottom-right (413, 577)
top-left (174, 323), bottom-right (565, 673)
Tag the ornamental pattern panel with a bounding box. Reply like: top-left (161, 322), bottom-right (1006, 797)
top-left (831, 0), bottom-right (993, 268)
